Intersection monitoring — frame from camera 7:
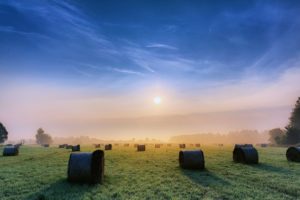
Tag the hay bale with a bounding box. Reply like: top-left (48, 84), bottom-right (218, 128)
top-left (286, 146), bottom-right (300, 162)
top-left (59, 144), bottom-right (67, 148)
top-left (114, 144), bottom-right (119, 146)
top-left (72, 145), bottom-right (80, 152)
top-left (155, 144), bottom-right (160, 148)
top-left (43, 144), bottom-right (49, 147)
top-left (190, 144), bottom-right (194, 147)
top-left (260, 144), bottom-right (268, 148)
top-left (179, 144), bottom-right (186, 148)
top-left (66, 145), bottom-right (73, 149)
top-left (218, 144), bottom-right (224, 147)
top-left (233, 144), bottom-right (258, 164)
top-left (68, 150), bottom-right (104, 184)
top-left (134, 144), bottom-right (138, 148)
top-left (3, 146), bottom-right (19, 156)
top-left (179, 150), bottom-right (205, 170)
top-left (195, 144), bottom-right (201, 147)
top-left (137, 144), bottom-right (145, 151)
top-left (105, 144), bottom-right (112, 150)
top-left (124, 144), bottom-right (129, 147)
top-left (94, 144), bottom-right (100, 148)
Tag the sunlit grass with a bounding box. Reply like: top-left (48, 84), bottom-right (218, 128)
top-left (0, 145), bottom-right (299, 200)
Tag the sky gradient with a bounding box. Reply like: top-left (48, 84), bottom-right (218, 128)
top-left (1, 0), bottom-right (300, 140)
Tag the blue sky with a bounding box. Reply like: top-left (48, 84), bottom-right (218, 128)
top-left (1, 0), bottom-right (300, 140)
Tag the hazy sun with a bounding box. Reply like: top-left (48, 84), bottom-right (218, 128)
top-left (153, 96), bottom-right (161, 105)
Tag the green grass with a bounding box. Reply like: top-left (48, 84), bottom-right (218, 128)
top-left (0, 145), bottom-right (299, 200)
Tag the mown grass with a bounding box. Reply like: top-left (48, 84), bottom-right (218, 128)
top-left (0, 145), bottom-right (299, 200)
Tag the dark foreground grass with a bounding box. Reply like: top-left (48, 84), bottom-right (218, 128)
top-left (0, 145), bottom-right (299, 200)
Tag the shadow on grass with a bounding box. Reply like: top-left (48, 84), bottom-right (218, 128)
top-left (181, 168), bottom-right (230, 187)
top-left (25, 179), bottom-right (99, 200)
top-left (248, 163), bottom-right (292, 174)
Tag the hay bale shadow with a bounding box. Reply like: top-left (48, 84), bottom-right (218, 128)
top-left (181, 168), bottom-right (229, 187)
top-left (248, 163), bottom-right (292, 174)
top-left (25, 179), bottom-right (98, 200)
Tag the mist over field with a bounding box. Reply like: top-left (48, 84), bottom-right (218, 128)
top-left (0, 0), bottom-right (300, 143)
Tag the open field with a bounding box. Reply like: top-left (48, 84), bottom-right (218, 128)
top-left (0, 145), bottom-right (299, 200)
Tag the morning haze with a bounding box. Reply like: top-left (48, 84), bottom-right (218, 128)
top-left (0, 0), bottom-right (300, 142)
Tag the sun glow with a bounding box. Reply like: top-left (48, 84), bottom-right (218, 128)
top-left (153, 96), bottom-right (161, 105)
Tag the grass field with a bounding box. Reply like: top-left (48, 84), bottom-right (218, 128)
top-left (0, 145), bottom-right (299, 200)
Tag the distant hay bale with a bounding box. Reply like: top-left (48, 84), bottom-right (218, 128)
top-left (179, 150), bottom-right (205, 170)
top-left (134, 144), bottom-right (138, 148)
top-left (195, 144), bottom-right (201, 147)
top-left (190, 144), bottom-right (194, 147)
top-left (233, 144), bottom-right (258, 164)
top-left (155, 144), bottom-right (160, 148)
top-left (3, 146), bottom-right (19, 156)
top-left (59, 144), bottom-right (67, 148)
top-left (260, 144), bottom-right (268, 148)
top-left (43, 144), bottom-right (49, 147)
top-left (72, 145), bottom-right (80, 152)
top-left (137, 145), bottom-right (145, 152)
top-left (114, 144), bottom-right (119, 146)
top-left (68, 150), bottom-right (104, 184)
top-left (105, 144), bottom-right (112, 150)
top-left (124, 144), bottom-right (129, 147)
top-left (218, 144), bottom-right (224, 147)
top-left (286, 147), bottom-right (300, 162)
top-left (66, 145), bottom-right (73, 149)
top-left (94, 144), bottom-right (101, 148)
top-left (179, 144), bottom-right (186, 149)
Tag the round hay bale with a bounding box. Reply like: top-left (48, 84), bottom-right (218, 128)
top-left (94, 144), bottom-right (100, 148)
top-left (43, 144), bottom-right (49, 147)
top-left (155, 144), bottom-right (160, 148)
top-left (72, 145), bottom-right (80, 152)
top-left (59, 144), bottom-right (67, 148)
top-left (179, 150), bottom-right (205, 170)
top-left (3, 146), bottom-right (19, 156)
top-left (68, 150), bottom-right (104, 184)
top-left (179, 144), bottom-right (186, 148)
top-left (105, 144), bottom-right (112, 150)
top-left (66, 145), bottom-right (73, 149)
top-left (195, 144), bottom-right (201, 147)
top-left (286, 147), bottom-right (300, 162)
top-left (137, 144), bottom-right (145, 151)
top-left (233, 144), bottom-right (258, 164)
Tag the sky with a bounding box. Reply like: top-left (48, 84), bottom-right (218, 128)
top-left (1, 0), bottom-right (300, 140)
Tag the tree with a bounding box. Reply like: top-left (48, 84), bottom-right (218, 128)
top-left (268, 128), bottom-right (285, 145)
top-left (36, 128), bottom-right (53, 145)
top-left (285, 97), bottom-right (300, 144)
top-left (0, 122), bottom-right (8, 143)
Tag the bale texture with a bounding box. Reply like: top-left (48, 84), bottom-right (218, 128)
top-left (137, 144), bottom-right (145, 151)
top-left (233, 144), bottom-right (258, 164)
top-left (3, 146), bottom-right (19, 156)
top-left (179, 150), bottom-right (205, 170)
top-left (94, 144), bottom-right (100, 148)
top-left (68, 150), bottom-right (104, 184)
top-left (105, 144), bottom-right (112, 150)
top-left (195, 144), bottom-right (201, 147)
top-left (286, 147), bottom-right (300, 162)
top-left (179, 144), bottom-right (186, 148)
top-left (72, 145), bottom-right (80, 152)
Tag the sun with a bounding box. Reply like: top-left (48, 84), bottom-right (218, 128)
top-left (153, 96), bottom-right (161, 105)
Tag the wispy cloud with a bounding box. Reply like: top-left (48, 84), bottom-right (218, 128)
top-left (0, 25), bottom-right (50, 40)
top-left (108, 67), bottom-right (145, 76)
top-left (146, 43), bottom-right (178, 50)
